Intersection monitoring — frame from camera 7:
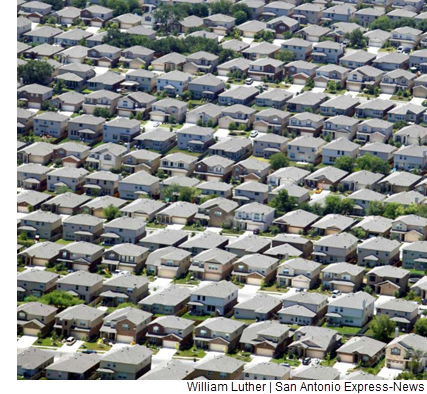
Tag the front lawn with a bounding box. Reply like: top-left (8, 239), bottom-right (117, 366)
top-left (260, 283), bottom-right (288, 293)
top-left (174, 347), bottom-right (206, 359)
top-left (221, 229), bottom-right (245, 236)
top-left (181, 312), bottom-right (213, 322)
top-left (270, 355), bottom-right (301, 367)
top-left (321, 323), bottom-right (361, 336)
top-left (164, 146), bottom-right (202, 157)
top-left (231, 315), bottom-right (256, 325)
top-left (145, 222), bottom-right (167, 229)
top-left (391, 95), bottom-right (412, 101)
top-left (320, 356), bottom-right (337, 367)
top-left (79, 341), bottom-right (111, 352)
top-left (55, 239), bottom-right (74, 245)
top-left (183, 224), bottom-right (206, 231)
top-left (356, 358), bottom-right (386, 376)
top-left (226, 350), bottom-right (253, 363)
top-left (34, 336), bottom-right (63, 348)
top-left (173, 273), bottom-right (200, 286)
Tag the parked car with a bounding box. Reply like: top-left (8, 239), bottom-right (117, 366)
top-left (250, 130), bottom-right (259, 138)
top-left (253, 228), bottom-right (260, 235)
top-left (331, 290), bottom-right (341, 298)
top-left (66, 337), bottom-right (76, 346)
top-left (245, 78), bottom-right (254, 85)
top-left (82, 349), bottom-right (97, 354)
top-left (282, 363), bottom-right (290, 367)
top-left (302, 357), bottom-right (311, 365)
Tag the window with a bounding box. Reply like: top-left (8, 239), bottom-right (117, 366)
top-left (391, 347), bottom-right (401, 355)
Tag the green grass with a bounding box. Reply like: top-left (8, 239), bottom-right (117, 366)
top-left (226, 350), bottom-right (253, 363)
top-left (220, 229), bottom-right (244, 236)
top-left (270, 355), bottom-right (301, 367)
top-left (174, 347), bottom-right (206, 359)
top-left (45, 267), bottom-right (69, 276)
top-left (79, 341), bottom-right (111, 352)
top-left (55, 239), bottom-right (74, 245)
top-left (321, 323), bottom-right (361, 336)
top-left (183, 225), bottom-right (206, 231)
top-left (320, 356), bottom-right (337, 367)
top-left (34, 336), bottom-right (63, 348)
top-left (181, 312), bottom-right (213, 322)
top-left (391, 95), bottom-right (412, 101)
top-left (260, 283), bottom-right (288, 293)
top-left (164, 146), bottom-right (202, 157)
top-left (145, 222), bottom-right (167, 229)
top-left (160, 123), bottom-right (184, 130)
top-left (325, 89), bottom-right (346, 95)
top-left (231, 316), bottom-right (256, 325)
top-left (173, 274), bottom-right (200, 285)
top-left (407, 268), bottom-right (427, 276)
top-left (359, 358), bottom-right (386, 376)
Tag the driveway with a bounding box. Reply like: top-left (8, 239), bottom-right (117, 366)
top-left (17, 335), bottom-right (37, 350)
top-left (56, 340), bottom-right (84, 356)
top-left (334, 362), bottom-right (355, 377)
top-left (166, 224), bottom-right (185, 230)
top-left (152, 348), bottom-right (176, 368)
top-left (286, 85), bottom-right (304, 95)
top-left (214, 128), bottom-right (230, 141)
top-left (244, 355), bottom-right (271, 368)
top-left (411, 97), bottom-right (425, 106)
top-left (367, 46), bottom-right (380, 55)
top-left (312, 87), bottom-right (325, 93)
top-left (310, 189), bottom-right (330, 202)
top-left (238, 285), bottom-right (259, 303)
top-left (378, 367), bottom-right (402, 380)
top-left (149, 278), bottom-right (173, 295)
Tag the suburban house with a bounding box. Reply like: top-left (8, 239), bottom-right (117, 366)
top-left (357, 237), bottom-right (401, 267)
top-left (56, 271), bottom-right (103, 303)
top-left (139, 286), bottom-right (191, 316)
top-left (367, 266), bottom-right (410, 296)
top-left (322, 262), bottom-right (365, 294)
top-left (276, 258), bottom-right (321, 289)
top-left (312, 233), bottom-right (358, 264)
top-left (17, 302), bottom-right (57, 337)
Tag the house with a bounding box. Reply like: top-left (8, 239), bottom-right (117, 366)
top-left (356, 99), bottom-right (395, 119)
top-left (184, 52), bottom-right (219, 75)
top-left (312, 233), bottom-right (358, 264)
top-left (121, 150), bottom-right (160, 174)
top-left (194, 155), bottom-right (234, 182)
top-left (266, 16), bottom-right (299, 38)
top-left (204, 13), bottom-right (236, 34)
top-left (55, 7), bottom-right (85, 25)
top-left (156, 70), bottom-right (192, 97)
top-left (84, 171), bottom-right (119, 197)
top-left (99, 307), bottom-right (152, 344)
top-left (268, 167), bottom-right (310, 187)
top-left (288, 326), bottom-right (341, 359)
top-left (394, 125), bottom-right (427, 146)
top-left (151, 53), bottom-right (187, 72)
top-left (150, 98), bottom-right (187, 123)
top-left (280, 38), bottom-right (313, 61)
top-left (322, 138), bottom-right (359, 166)
top-left (189, 248), bottom-right (237, 281)
top-left (343, 172), bottom-right (384, 193)
top-left (272, 234), bottom-right (313, 258)
top-left (320, 96), bottom-right (359, 118)
top-left (239, 321), bottom-right (291, 357)
top-left (120, 46), bottom-right (155, 70)
top-left (176, 126), bottom-right (215, 154)
top-left (287, 92), bottom-right (328, 114)
top-left (293, 3), bottom-right (325, 25)
top-left (312, 42), bottom-right (344, 64)
top-left (264, 1), bottom-right (295, 18)
top-left (111, 12), bottom-right (143, 29)
top-left (305, 167), bottom-right (348, 190)
top-left (119, 199), bottom-right (165, 221)
top-left (54, 304), bottom-right (104, 339)
top-left (326, 291), bottom-right (375, 327)
top-left (234, 181), bottom-right (269, 204)
top-left (364, 29), bottom-right (391, 48)
top-left (232, 254), bottom-right (279, 286)
top-left (357, 119), bottom-right (393, 143)
top-left (299, 25), bottom-right (330, 42)
top-left (287, 136), bottom-right (326, 164)
top-left (138, 360), bottom-right (195, 380)
top-left (323, 116), bottom-right (359, 141)
top-left (346, 66), bottom-right (384, 93)
top-left (384, 191), bottom-right (426, 207)
top-left (17, 84), bottom-right (53, 109)
top-left (83, 90), bottom-right (120, 116)
top-left (18, 211), bottom-right (62, 240)
top-left (253, 133), bottom-right (289, 158)
top-left (354, 7), bottom-right (384, 27)
top-left (357, 237), bottom-right (401, 267)
top-left (209, 138), bottom-right (253, 161)
top-left (280, 292), bottom-right (328, 326)
top-left (196, 197), bottom-right (238, 228)
top-left (380, 70), bottom-right (416, 95)
top-left (188, 74), bottom-right (225, 101)
top-left (17, 108), bottom-right (35, 136)
top-left (57, 242), bottom-right (104, 272)
top-left (413, 75), bottom-right (427, 98)
top-left (17, 242), bottom-right (61, 268)
top-left (124, 70), bottom-right (157, 93)
top-left (17, 302), bottom-right (57, 336)
top-left (42, 192), bottom-right (90, 215)
top-left (337, 337), bottom-right (386, 367)
top-left (17, 348), bottom-right (54, 379)
top-left (353, 216), bottom-right (393, 238)
top-left (80, 195), bottom-right (127, 219)
top-left (159, 153), bottom-right (197, 177)
top-left (276, 258), bottom-right (321, 289)
top-left (330, 22), bottom-right (366, 43)
top-left (232, 158), bottom-right (270, 183)
top-left (285, 60), bottom-right (318, 84)
top-left (179, 15), bottom-right (204, 33)
top-left (19, 1), bottom-right (53, 22)
top-left (87, 72), bottom-right (125, 91)
top-left (139, 285), bottom-right (190, 316)
top-left (379, 172), bottom-right (422, 194)
top-left (391, 214), bottom-right (427, 242)
top-left (234, 294), bottom-right (282, 321)
top-left (180, 232), bottom-right (229, 256)
top-left (244, 363), bottom-right (291, 381)
top-left (323, 4), bottom-right (356, 22)
top-left (273, 210), bottom-right (319, 235)
top-left (68, 114), bottom-right (105, 143)
top-left (367, 266), bottom-right (410, 296)
top-left (46, 166), bottom-right (88, 193)
top-left (56, 271), bottom-right (103, 303)
top-left (255, 90), bottom-right (292, 111)
top-left (218, 105), bottom-right (257, 129)
top-left (218, 86), bottom-right (259, 106)
top-left (390, 27), bottom-right (422, 50)
top-left (46, 353), bottom-right (100, 380)
top-left (385, 334), bottom-right (427, 372)
top-left (33, 112), bottom-right (69, 140)
top-left (156, 202), bottom-right (198, 226)
top-left (134, 129), bottom-right (176, 154)
top-left (234, 202), bottom-right (275, 233)
top-left (102, 242), bottom-right (148, 272)
top-left (102, 118), bottom-right (141, 145)
top-left (101, 217), bottom-right (146, 246)
top-left (287, 113), bottom-right (324, 137)
top-left (146, 316), bottom-right (194, 349)
top-left (373, 53), bottom-right (409, 71)
top-left (118, 171), bottom-right (160, 200)
top-left (188, 280), bottom-right (238, 316)
top-left (192, 355), bottom-right (244, 380)
top-left (97, 345), bottom-right (152, 380)
top-left (194, 317), bottom-right (245, 352)
top-left (52, 142), bottom-right (90, 168)
top-left (402, 241), bottom-right (427, 270)
top-left (17, 190), bottom-right (51, 213)
top-left (294, 365), bottom-right (341, 381)
top-left (80, 5), bottom-right (113, 27)
top-left (242, 42), bottom-right (280, 60)
top-left (394, 145), bottom-right (427, 171)
top-left (315, 65), bottom-right (349, 90)
top-left (186, 103), bottom-right (224, 126)
top-left (220, 40), bottom-right (250, 54)
top-left (139, 229), bottom-right (188, 251)
top-left (62, 214), bottom-right (104, 242)
top-left (322, 262), bottom-right (365, 293)
top-left (248, 58), bottom-right (284, 82)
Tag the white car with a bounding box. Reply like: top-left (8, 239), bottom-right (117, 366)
top-left (66, 337), bottom-right (76, 346)
top-left (153, 122), bottom-right (160, 127)
top-left (250, 130), bottom-right (259, 138)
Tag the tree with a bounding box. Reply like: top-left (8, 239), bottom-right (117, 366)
top-left (93, 107), bottom-right (111, 119)
top-left (351, 227), bottom-right (366, 239)
top-left (163, 183), bottom-right (181, 202)
top-left (366, 200), bottom-right (385, 216)
top-left (55, 186), bottom-right (73, 194)
top-left (324, 195), bottom-right (354, 215)
top-left (356, 153), bottom-right (391, 175)
top-left (334, 156), bottom-right (354, 172)
top-left (269, 190), bottom-right (298, 213)
top-left (370, 16), bottom-right (392, 31)
top-left (54, 79), bottom-right (66, 95)
top-left (270, 153), bottom-right (289, 171)
top-left (415, 318), bottom-right (427, 337)
top-left (27, 291), bottom-right (84, 308)
top-left (101, 0), bottom-right (131, 17)
top-left (370, 314), bottom-right (396, 342)
top-left (408, 349), bottom-right (427, 374)
top-left (254, 30), bottom-right (274, 43)
top-left (383, 202), bottom-right (405, 219)
top-left (18, 60), bottom-right (54, 86)
top-left (275, 50), bottom-right (295, 63)
top-left (327, 80), bottom-right (338, 92)
top-left (102, 204), bottom-right (123, 221)
top-left (178, 187), bottom-right (200, 202)
top-left (363, 285), bottom-right (373, 295)
top-left (71, 0), bottom-right (87, 7)
top-left (43, 0), bottom-right (64, 11)
top-left (208, 0), bottom-right (233, 15)
top-left (346, 29), bottom-right (366, 48)
top-left (393, 120), bottom-right (408, 131)
top-left (233, 10), bottom-right (248, 25)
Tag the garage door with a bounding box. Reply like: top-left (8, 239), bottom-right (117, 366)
top-left (388, 361), bottom-right (404, 370)
top-left (158, 269), bottom-right (176, 279)
top-left (92, 21), bottom-right (103, 27)
top-left (209, 343), bottom-right (227, 352)
top-left (292, 279), bottom-right (309, 289)
top-left (307, 350), bottom-right (325, 359)
top-left (73, 264), bottom-right (89, 271)
top-left (172, 217), bottom-right (187, 225)
top-left (117, 335), bottom-right (133, 344)
top-left (294, 77), bottom-right (306, 85)
top-left (18, 206), bottom-right (28, 213)
top-left (205, 273), bottom-right (221, 281)
top-left (72, 331), bottom-right (86, 339)
top-left (315, 81), bottom-right (327, 88)
top-left (338, 353), bottom-right (354, 363)
top-left (23, 328), bottom-right (39, 336)
top-left (32, 258), bottom-right (46, 267)
top-left (151, 114), bottom-right (164, 122)
top-left (163, 340), bottom-right (178, 348)
top-left (256, 348), bottom-right (274, 357)
top-left (98, 60), bottom-right (111, 67)
top-left (247, 277), bottom-right (262, 286)
top-left (62, 105), bottom-right (75, 112)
